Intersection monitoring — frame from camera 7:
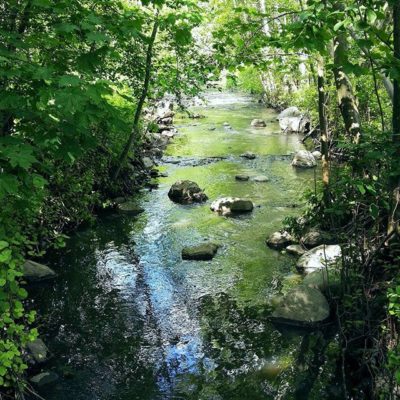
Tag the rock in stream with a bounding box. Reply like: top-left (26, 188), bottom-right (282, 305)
top-left (168, 180), bottom-right (208, 204)
top-left (211, 197), bottom-right (254, 215)
top-left (182, 243), bottom-right (220, 261)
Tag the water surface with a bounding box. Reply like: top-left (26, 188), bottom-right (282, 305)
top-left (32, 92), bottom-right (320, 399)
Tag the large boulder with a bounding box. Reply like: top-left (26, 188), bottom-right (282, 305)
top-left (23, 261), bottom-right (56, 283)
top-left (278, 107), bottom-right (302, 120)
top-left (291, 150), bottom-right (316, 168)
top-left (278, 107), bottom-right (310, 133)
top-left (271, 286), bottom-right (330, 326)
top-left (266, 231), bottom-right (293, 250)
top-left (251, 119), bottom-right (267, 127)
top-left (211, 197), bottom-right (254, 215)
top-left (168, 180), bottom-right (208, 204)
top-left (182, 243), bottom-right (219, 261)
top-left (297, 245), bottom-right (342, 274)
top-left (27, 339), bottom-right (49, 364)
top-left (303, 269), bottom-right (341, 293)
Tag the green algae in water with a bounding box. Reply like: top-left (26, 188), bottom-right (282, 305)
top-left (30, 92), bottom-right (330, 400)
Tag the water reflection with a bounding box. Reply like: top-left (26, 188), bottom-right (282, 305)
top-left (30, 92), bottom-right (319, 399)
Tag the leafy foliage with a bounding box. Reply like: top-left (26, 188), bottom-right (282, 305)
top-left (0, 0), bottom-right (210, 393)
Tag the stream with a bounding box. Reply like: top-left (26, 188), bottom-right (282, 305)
top-left (31, 92), bottom-right (324, 399)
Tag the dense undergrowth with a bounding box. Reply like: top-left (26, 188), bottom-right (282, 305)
top-left (213, 0), bottom-right (400, 397)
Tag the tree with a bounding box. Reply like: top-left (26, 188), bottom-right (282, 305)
top-left (113, 13), bottom-right (160, 179)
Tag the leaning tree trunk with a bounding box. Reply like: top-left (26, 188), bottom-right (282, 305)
top-left (333, 33), bottom-right (361, 144)
top-left (113, 17), bottom-right (159, 180)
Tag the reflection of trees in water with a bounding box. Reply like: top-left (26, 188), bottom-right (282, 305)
top-left (30, 214), bottom-right (161, 400)
top-left (195, 293), bottom-right (341, 400)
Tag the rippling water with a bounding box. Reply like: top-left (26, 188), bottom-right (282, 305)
top-left (30, 92), bottom-right (324, 399)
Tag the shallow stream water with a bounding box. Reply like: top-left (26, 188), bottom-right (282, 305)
top-left (31, 92), bottom-right (322, 399)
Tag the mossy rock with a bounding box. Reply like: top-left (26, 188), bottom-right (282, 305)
top-left (23, 261), bottom-right (57, 283)
top-left (30, 371), bottom-right (59, 387)
top-left (117, 202), bottom-right (145, 215)
top-left (168, 180), bottom-right (208, 204)
top-left (182, 243), bottom-right (220, 261)
top-left (271, 286), bottom-right (330, 326)
top-left (27, 338), bottom-right (49, 364)
top-left (266, 231), bottom-right (293, 250)
top-left (302, 269), bottom-right (341, 293)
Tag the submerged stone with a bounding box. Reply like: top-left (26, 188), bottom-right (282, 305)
top-left (117, 202), bottom-right (145, 215)
top-left (240, 151), bottom-right (256, 160)
top-left (271, 286), bottom-right (330, 326)
top-left (30, 371), bottom-right (59, 387)
top-left (235, 174), bottom-right (250, 181)
top-left (23, 260), bottom-right (56, 282)
top-left (266, 231), bottom-right (293, 250)
top-left (182, 243), bottom-right (219, 261)
top-left (27, 338), bottom-right (49, 364)
top-left (210, 197), bottom-right (254, 215)
top-left (253, 175), bottom-right (269, 182)
top-left (251, 119), bottom-right (267, 127)
top-left (168, 180), bottom-right (208, 204)
top-left (296, 245), bottom-right (342, 274)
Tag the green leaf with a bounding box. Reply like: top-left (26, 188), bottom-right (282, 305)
top-left (87, 32), bottom-right (110, 44)
top-left (333, 20), bottom-right (345, 32)
top-left (356, 184), bottom-right (366, 195)
top-left (59, 75), bottom-right (81, 87)
top-left (366, 9), bottom-right (377, 25)
top-left (0, 174), bottom-right (19, 197)
top-left (55, 23), bottom-right (79, 33)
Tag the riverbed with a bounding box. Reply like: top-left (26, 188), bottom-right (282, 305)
top-left (31, 92), bottom-right (319, 399)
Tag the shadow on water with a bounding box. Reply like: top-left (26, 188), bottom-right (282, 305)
top-left (29, 92), bottom-right (338, 400)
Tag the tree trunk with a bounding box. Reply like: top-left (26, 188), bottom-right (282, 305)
top-left (388, 0), bottom-right (400, 237)
top-left (333, 33), bottom-right (361, 144)
top-left (317, 57), bottom-right (330, 192)
top-left (113, 17), bottom-right (159, 180)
